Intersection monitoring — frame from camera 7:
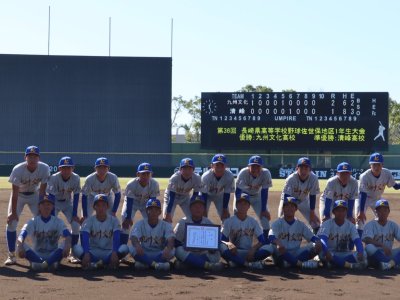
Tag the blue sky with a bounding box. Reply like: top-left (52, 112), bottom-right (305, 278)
top-left (1, 0), bottom-right (399, 128)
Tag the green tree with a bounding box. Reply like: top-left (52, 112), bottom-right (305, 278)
top-left (239, 84), bottom-right (273, 92)
top-left (171, 96), bottom-right (201, 142)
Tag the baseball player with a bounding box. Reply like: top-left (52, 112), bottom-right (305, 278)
top-left (318, 200), bottom-right (367, 269)
top-left (356, 153), bottom-right (400, 237)
top-left (163, 158), bottom-right (201, 223)
top-left (362, 199), bottom-right (400, 270)
top-left (279, 157), bottom-right (320, 234)
top-left (16, 194), bottom-right (71, 271)
top-left (5, 145), bottom-right (50, 266)
top-left (72, 194), bottom-right (128, 269)
top-left (120, 162), bottom-right (160, 245)
top-left (129, 198), bottom-right (175, 271)
top-left (81, 157), bottom-right (121, 220)
top-left (268, 197), bottom-right (322, 269)
top-left (319, 162), bottom-right (358, 223)
top-left (235, 155), bottom-right (272, 238)
top-left (201, 154), bottom-right (234, 222)
top-left (46, 156), bottom-right (81, 262)
top-left (220, 193), bottom-right (272, 270)
top-left (174, 196), bottom-right (223, 271)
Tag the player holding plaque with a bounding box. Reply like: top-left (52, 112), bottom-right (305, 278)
top-left (173, 196), bottom-right (223, 271)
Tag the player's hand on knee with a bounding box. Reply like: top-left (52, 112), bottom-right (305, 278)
top-left (16, 242), bottom-right (25, 258)
top-left (310, 211), bottom-right (320, 223)
top-left (277, 245), bottom-right (286, 256)
top-left (261, 210), bottom-right (271, 221)
top-left (79, 217), bottom-right (86, 225)
top-left (347, 216), bottom-right (355, 224)
top-left (246, 249), bottom-right (256, 262)
top-left (221, 209), bottom-right (230, 221)
top-left (72, 216), bottom-right (81, 224)
top-left (322, 216), bottom-right (330, 223)
top-left (122, 219), bottom-right (133, 230)
top-left (82, 253), bottom-right (91, 269)
top-left (357, 212), bottom-right (366, 223)
top-left (357, 252), bottom-right (364, 262)
top-left (325, 251), bottom-right (333, 261)
top-left (7, 213), bottom-right (18, 225)
top-left (110, 252), bottom-right (119, 268)
top-left (383, 246), bottom-right (392, 257)
top-left (135, 245), bottom-right (145, 256)
top-left (314, 241), bottom-right (323, 253)
top-left (162, 247), bottom-right (172, 260)
top-left (164, 213), bottom-right (173, 223)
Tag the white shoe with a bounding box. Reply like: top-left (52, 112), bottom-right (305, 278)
top-left (301, 260), bottom-right (319, 269)
top-left (4, 253), bottom-right (16, 266)
top-left (68, 255), bottom-right (81, 264)
top-left (349, 262), bottom-right (366, 270)
top-left (119, 257), bottom-right (130, 264)
top-left (154, 262), bottom-right (170, 271)
top-left (248, 261), bottom-right (264, 270)
top-left (134, 261), bottom-right (149, 270)
top-left (380, 261), bottom-right (393, 270)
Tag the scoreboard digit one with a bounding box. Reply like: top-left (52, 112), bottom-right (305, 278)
top-left (201, 92), bottom-right (388, 151)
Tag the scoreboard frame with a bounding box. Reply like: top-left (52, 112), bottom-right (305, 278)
top-left (200, 92), bottom-right (388, 151)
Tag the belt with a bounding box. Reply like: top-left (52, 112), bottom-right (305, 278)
top-left (20, 192), bottom-right (35, 196)
top-left (57, 199), bottom-right (66, 202)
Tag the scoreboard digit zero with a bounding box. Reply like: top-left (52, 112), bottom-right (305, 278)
top-left (201, 92), bottom-right (388, 151)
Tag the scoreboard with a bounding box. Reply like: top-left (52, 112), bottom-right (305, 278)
top-left (201, 92), bottom-right (388, 151)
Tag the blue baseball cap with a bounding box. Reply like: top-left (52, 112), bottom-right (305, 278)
top-left (283, 197), bottom-right (299, 207)
top-left (333, 200), bottom-right (348, 211)
top-left (190, 195), bottom-right (206, 206)
top-left (212, 154), bottom-right (227, 165)
top-left (59, 156), bottom-right (74, 167)
top-left (95, 157), bottom-right (109, 167)
top-left (237, 193), bottom-right (250, 203)
top-left (337, 162), bottom-right (352, 173)
top-left (137, 162), bottom-right (152, 173)
top-left (369, 153), bottom-right (384, 164)
top-left (180, 158), bottom-right (195, 168)
top-left (375, 199), bottom-right (390, 209)
top-left (146, 198), bottom-right (161, 208)
top-left (248, 155), bottom-right (263, 166)
top-left (297, 157), bottom-right (311, 167)
top-left (25, 145), bottom-right (40, 156)
top-left (93, 194), bottom-right (108, 206)
top-left (39, 194), bottom-right (55, 204)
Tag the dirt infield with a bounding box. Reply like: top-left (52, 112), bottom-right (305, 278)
top-left (1, 189), bottom-right (400, 300)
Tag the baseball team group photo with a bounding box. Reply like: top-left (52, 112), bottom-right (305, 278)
top-left (2, 1), bottom-right (400, 299)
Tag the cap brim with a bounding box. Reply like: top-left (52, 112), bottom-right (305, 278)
top-left (337, 170), bottom-right (351, 173)
top-left (369, 162), bottom-right (382, 164)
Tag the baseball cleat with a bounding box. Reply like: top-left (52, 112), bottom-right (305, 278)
top-left (173, 260), bottom-right (187, 270)
top-left (134, 261), bottom-right (149, 270)
top-left (248, 261), bottom-right (264, 270)
top-left (68, 255), bottom-right (81, 264)
top-left (282, 261), bottom-right (291, 268)
top-left (205, 262), bottom-right (224, 271)
top-left (379, 262), bottom-right (393, 271)
top-left (154, 262), bottom-right (170, 271)
top-left (349, 262), bottom-right (366, 270)
top-left (30, 262), bottom-right (43, 271)
top-left (41, 261), bottom-right (49, 270)
top-left (228, 261), bottom-right (238, 268)
top-left (48, 262), bottom-right (59, 271)
top-left (4, 253), bottom-right (16, 266)
top-left (301, 260), bottom-right (319, 269)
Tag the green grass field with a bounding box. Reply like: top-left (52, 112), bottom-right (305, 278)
top-left (0, 176), bottom-right (397, 194)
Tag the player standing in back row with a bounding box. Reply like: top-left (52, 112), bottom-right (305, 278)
top-left (163, 158), bottom-right (201, 223)
top-left (5, 146), bottom-right (50, 266)
top-left (201, 154), bottom-right (234, 223)
top-left (81, 157), bottom-right (121, 221)
top-left (279, 157), bottom-right (320, 234)
top-left (235, 155), bottom-right (272, 239)
top-left (356, 153), bottom-right (400, 237)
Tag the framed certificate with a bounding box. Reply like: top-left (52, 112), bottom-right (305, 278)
top-left (184, 223), bottom-right (221, 250)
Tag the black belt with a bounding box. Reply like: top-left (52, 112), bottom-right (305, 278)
top-left (57, 199), bottom-right (66, 202)
top-left (20, 192), bottom-right (35, 196)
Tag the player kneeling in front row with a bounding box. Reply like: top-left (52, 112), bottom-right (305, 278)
top-left (268, 197), bottom-right (322, 269)
top-left (129, 198), bottom-right (175, 271)
top-left (362, 199), bottom-right (400, 270)
top-left (16, 194), bottom-right (71, 271)
top-left (174, 196), bottom-right (223, 271)
top-left (72, 194), bottom-right (128, 270)
top-left (220, 193), bottom-right (271, 270)
top-left (318, 200), bottom-right (367, 269)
